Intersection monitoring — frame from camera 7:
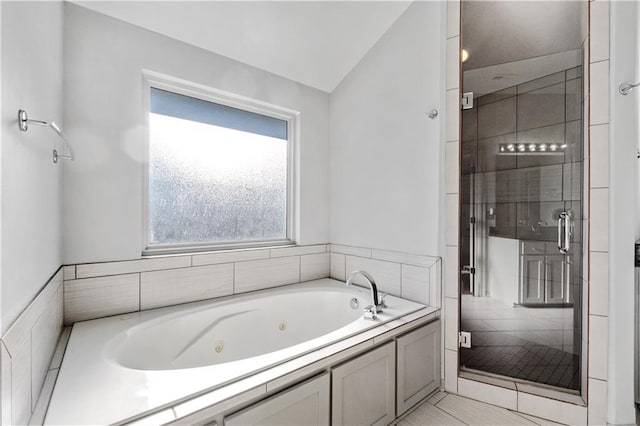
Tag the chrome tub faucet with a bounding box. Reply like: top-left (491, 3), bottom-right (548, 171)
top-left (346, 270), bottom-right (386, 320)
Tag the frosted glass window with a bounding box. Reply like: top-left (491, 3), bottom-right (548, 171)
top-left (147, 88), bottom-right (289, 248)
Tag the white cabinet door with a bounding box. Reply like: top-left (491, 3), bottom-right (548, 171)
top-left (331, 341), bottom-right (395, 426)
top-left (224, 374), bottom-right (329, 426)
top-left (396, 321), bottom-right (441, 416)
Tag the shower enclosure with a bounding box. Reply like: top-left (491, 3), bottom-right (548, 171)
top-left (458, 1), bottom-right (587, 392)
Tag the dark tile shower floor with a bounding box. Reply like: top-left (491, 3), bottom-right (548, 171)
top-left (460, 295), bottom-right (580, 391)
top-left (460, 337), bottom-right (580, 390)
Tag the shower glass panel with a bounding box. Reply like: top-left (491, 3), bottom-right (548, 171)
top-left (459, 1), bottom-right (587, 392)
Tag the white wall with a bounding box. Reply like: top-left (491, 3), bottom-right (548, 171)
top-left (608, 1), bottom-right (639, 423)
top-left (329, 1), bottom-right (443, 257)
top-left (63, 3), bottom-right (330, 264)
top-left (1, 1), bottom-right (63, 334)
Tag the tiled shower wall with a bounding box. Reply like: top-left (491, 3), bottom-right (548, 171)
top-left (461, 67), bottom-right (584, 243)
top-left (444, 0), bottom-right (611, 424)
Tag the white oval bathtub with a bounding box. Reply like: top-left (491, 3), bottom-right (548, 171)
top-left (46, 279), bottom-right (427, 425)
top-left (110, 286), bottom-right (373, 370)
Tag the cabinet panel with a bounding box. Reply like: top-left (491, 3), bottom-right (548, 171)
top-left (545, 256), bottom-right (567, 303)
top-left (332, 342), bottom-right (395, 426)
top-left (522, 255), bottom-right (545, 304)
top-left (396, 321), bottom-right (441, 416)
top-left (225, 374), bottom-right (329, 426)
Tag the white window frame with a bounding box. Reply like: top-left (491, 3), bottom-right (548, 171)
top-left (141, 71), bottom-right (298, 256)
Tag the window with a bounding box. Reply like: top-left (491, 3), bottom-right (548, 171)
top-left (144, 77), bottom-right (296, 254)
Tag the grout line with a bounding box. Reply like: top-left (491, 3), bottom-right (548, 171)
top-left (138, 273), bottom-right (141, 311)
top-left (232, 263), bottom-right (236, 294)
top-left (432, 395), bottom-right (472, 425)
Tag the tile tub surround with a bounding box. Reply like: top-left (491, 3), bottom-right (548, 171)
top-left (328, 244), bottom-right (442, 308)
top-left (63, 244), bottom-right (330, 324)
top-left (0, 268), bottom-right (64, 426)
top-left (44, 281), bottom-right (439, 425)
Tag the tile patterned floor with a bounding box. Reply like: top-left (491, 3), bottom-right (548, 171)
top-left (459, 295), bottom-right (580, 390)
top-left (397, 391), bottom-right (564, 426)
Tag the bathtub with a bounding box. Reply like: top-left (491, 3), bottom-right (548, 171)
top-left (45, 278), bottom-right (428, 425)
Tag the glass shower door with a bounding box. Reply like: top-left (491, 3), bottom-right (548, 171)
top-left (458, 0), bottom-right (586, 392)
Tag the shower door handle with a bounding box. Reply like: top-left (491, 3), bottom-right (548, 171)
top-left (557, 212), bottom-right (569, 254)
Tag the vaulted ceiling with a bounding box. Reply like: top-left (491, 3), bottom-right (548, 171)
top-left (73, 1), bottom-right (412, 92)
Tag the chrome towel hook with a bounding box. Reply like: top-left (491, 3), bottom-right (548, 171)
top-left (619, 81), bottom-right (640, 95)
top-left (18, 109), bottom-right (73, 163)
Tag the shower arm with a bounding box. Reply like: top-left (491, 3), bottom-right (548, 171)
top-left (18, 109), bottom-right (74, 164)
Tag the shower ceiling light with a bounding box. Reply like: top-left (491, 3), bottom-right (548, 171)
top-left (461, 48), bottom-right (469, 63)
top-left (499, 142), bottom-right (566, 155)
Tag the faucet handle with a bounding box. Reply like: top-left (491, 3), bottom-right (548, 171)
top-left (378, 292), bottom-right (388, 309)
top-left (363, 304), bottom-right (378, 321)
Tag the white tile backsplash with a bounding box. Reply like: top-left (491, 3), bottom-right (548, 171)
top-left (234, 256), bottom-right (300, 293)
top-left (329, 244), bottom-right (372, 258)
top-left (29, 369), bottom-right (58, 426)
top-left (270, 244), bottom-right (327, 258)
top-left (49, 327), bottom-right (71, 370)
top-left (370, 249), bottom-right (438, 268)
top-left (300, 253), bottom-right (330, 281)
top-left (401, 264), bottom-right (430, 305)
top-left (12, 338), bottom-right (32, 426)
top-left (64, 274), bottom-right (140, 324)
top-left (62, 265), bottom-right (76, 280)
top-left (329, 245), bottom-right (440, 307)
top-left (3, 270), bottom-right (63, 356)
top-left (140, 264), bottom-right (234, 310)
top-left (1, 343), bottom-right (12, 426)
top-left (1, 268), bottom-right (64, 426)
top-left (30, 286), bottom-right (63, 409)
top-left (330, 253), bottom-right (346, 281)
top-left (192, 248), bottom-right (270, 266)
top-left (344, 256), bottom-right (401, 296)
top-left (76, 256), bottom-right (191, 279)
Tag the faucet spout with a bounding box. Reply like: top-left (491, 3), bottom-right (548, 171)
top-left (346, 270), bottom-right (381, 312)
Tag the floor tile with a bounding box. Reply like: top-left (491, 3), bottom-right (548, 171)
top-left (436, 394), bottom-right (537, 425)
top-left (397, 401), bottom-right (465, 426)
